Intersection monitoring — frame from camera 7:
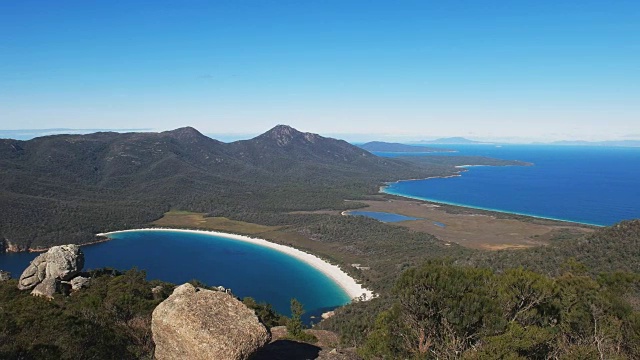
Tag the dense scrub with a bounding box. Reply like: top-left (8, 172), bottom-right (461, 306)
top-left (324, 260), bottom-right (640, 359)
top-left (0, 269), bottom-right (171, 359)
top-left (467, 220), bottom-right (640, 276)
top-left (0, 127), bottom-right (524, 250)
top-left (0, 269), bottom-right (293, 360)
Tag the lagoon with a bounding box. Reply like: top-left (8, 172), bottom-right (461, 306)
top-left (345, 210), bottom-right (421, 222)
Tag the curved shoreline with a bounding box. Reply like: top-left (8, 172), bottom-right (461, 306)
top-left (381, 186), bottom-right (603, 227)
top-left (97, 228), bottom-right (374, 301)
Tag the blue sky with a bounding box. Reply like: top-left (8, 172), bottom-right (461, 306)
top-left (1, 1), bottom-right (638, 141)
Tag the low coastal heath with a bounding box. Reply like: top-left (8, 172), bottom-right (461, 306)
top-left (97, 228), bottom-right (374, 301)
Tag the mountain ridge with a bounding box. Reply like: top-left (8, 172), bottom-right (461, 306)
top-left (0, 125), bottom-right (443, 249)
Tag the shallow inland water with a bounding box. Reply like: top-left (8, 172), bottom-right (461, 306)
top-left (345, 210), bottom-right (421, 222)
top-left (0, 230), bottom-right (351, 318)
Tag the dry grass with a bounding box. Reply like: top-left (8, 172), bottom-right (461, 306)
top-left (294, 198), bottom-right (594, 250)
top-left (152, 211), bottom-right (281, 235)
top-left (367, 198), bottom-right (595, 250)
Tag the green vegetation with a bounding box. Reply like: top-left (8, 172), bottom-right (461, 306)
top-left (286, 298), bottom-right (317, 343)
top-left (0, 126), bottom-right (524, 250)
top-left (152, 212), bottom-right (281, 235)
top-left (242, 297), bottom-right (286, 328)
top-left (468, 220), bottom-right (640, 276)
top-left (0, 269), bottom-right (172, 359)
top-left (0, 269), bottom-right (298, 359)
top-left (326, 260), bottom-right (640, 359)
top-left (2, 126), bottom-right (639, 358)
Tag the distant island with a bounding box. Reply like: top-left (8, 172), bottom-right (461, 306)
top-left (416, 137), bottom-right (488, 145)
top-left (358, 141), bottom-right (454, 153)
top-left (543, 140), bottom-right (640, 147)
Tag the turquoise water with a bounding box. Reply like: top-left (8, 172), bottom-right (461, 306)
top-left (0, 230), bottom-right (351, 318)
top-left (346, 210), bottom-right (420, 222)
top-left (378, 145), bottom-right (640, 226)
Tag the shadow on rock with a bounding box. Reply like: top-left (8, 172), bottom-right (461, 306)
top-left (251, 340), bottom-right (322, 360)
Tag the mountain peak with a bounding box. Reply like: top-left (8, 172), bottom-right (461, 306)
top-left (257, 125), bottom-right (314, 147)
top-left (265, 124), bottom-right (300, 136)
top-left (163, 127), bottom-right (207, 141)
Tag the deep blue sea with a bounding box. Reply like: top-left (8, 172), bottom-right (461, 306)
top-left (0, 230), bottom-right (350, 318)
top-left (378, 145), bottom-right (640, 226)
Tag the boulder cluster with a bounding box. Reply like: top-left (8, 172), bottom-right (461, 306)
top-left (16, 244), bottom-right (89, 298)
top-left (8, 245), bottom-right (313, 359)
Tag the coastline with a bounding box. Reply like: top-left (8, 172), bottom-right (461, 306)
top-left (97, 228), bottom-right (375, 301)
top-left (381, 186), bottom-right (603, 227)
top-left (27, 236), bottom-right (112, 253)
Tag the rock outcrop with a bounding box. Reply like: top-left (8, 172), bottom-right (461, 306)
top-left (17, 244), bottom-right (84, 298)
top-left (69, 276), bottom-right (91, 291)
top-left (0, 270), bottom-right (11, 281)
top-left (17, 252), bottom-right (48, 290)
top-left (1, 238), bottom-right (26, 253)
top-left (43, 244), bottom-right (84, 280)
top-left (31, 277), bottom-right (58, 298)
top-left (152, 283), bottom-right (270, 360)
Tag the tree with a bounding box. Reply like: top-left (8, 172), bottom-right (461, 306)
top-left (392, 261), bottom-right (503, 358)
top-left (287, 298), bottom-right (305, 337)
top-left (286, 298), bottom-right (316, 342)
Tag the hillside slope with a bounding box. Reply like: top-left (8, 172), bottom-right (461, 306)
top-left (469, 219), bottom-right (640, 275)
top-left (0, 125), bottom-right (441, 249)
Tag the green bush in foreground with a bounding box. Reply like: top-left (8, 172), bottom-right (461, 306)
top-left (0, 269), bottom-right (170, 360)
top-left (358, 260), bottom-right (640, 359)
top-left (286, 298), bottom-right (317, 343)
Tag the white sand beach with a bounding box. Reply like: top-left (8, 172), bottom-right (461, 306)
top-left (96, 228), bottom-right (374, 301)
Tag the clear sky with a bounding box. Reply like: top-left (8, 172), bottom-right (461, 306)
top-left (1, 1), bottom-right (639, 142)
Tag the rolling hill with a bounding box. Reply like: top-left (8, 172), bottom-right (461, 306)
top-left (0, 125), bottom-right (451, 249)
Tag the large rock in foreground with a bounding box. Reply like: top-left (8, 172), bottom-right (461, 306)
top-left (17, 252), bottom-right (47, 290)
top-left (17, 244), bottom-right (84, 296)
top-left (43, 244), bottom-right (84, 280)
top-left (152, 283), bottom-right (270, 360)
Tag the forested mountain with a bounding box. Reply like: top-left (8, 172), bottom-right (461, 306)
top-left (0, 125), bottom-right (475, 250)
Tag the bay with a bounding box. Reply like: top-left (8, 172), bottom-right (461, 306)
top-left (0, 230), bottom-right (351, 318)
top-left (379, 145), bottom-right (640, 226)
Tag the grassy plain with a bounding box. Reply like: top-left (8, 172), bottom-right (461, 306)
top-left (152, 211), bottom-right (281, 234)
top-left (295, 196), bottom-right (594, 250)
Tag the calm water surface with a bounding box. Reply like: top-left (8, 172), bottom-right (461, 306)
top-left (378, 145), bottom-right (640, 226)
top-left (0, 230), bottom-right (351, 318)
top-left (345, 210), bottom-right (421, 222)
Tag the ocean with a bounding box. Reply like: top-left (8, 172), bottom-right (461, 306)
top-left (0, 230), bottom-right (351, 318)
top-left (378, 145), bottom-right (640, 226)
